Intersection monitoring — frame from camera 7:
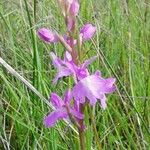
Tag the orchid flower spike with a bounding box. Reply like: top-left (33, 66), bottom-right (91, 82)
top-left (50, 51), bottom-right (97, 83)
top-left (44, 89), bottom-right (84, 127)
top-left (72, 71), bottom-right (116, 109)
top-left (38, 28), bottom-right (58, 43)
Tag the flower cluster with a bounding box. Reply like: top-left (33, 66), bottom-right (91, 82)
top-left (38, 0), bottom-right (116, 130)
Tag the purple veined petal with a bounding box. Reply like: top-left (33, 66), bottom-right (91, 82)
top-left (50, 93), bottom-right (64, 108)
top-left (50, 52), bottom-right (64, 68)
top-left (70, 109), bottom-right (84, 119)
top-left (64, 89), bottom-right (72, 104)
top-left (80, 24), bottom-right (96, 41)
top-left (81, 55), bottom-right (98, 69)
top-left (44, 108), bottom-right (68, 128)
top-left (53, 66), bottom-right (73, 84)
top-left (70, 0), bottom-right (79, 17)
top-left (38, 28), bottom-right (58, 43)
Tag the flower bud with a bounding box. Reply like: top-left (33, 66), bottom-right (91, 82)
top-left (70, 0), bottom-right (79, 17)
top-left (38, 28), bottom-right (58, 43)
top-left (80, 24), bottom-right (96, 40)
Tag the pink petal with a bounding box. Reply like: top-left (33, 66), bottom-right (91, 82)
top-left (81, 55), bottom-right (98, 69)
top-left (64, 51), bottom-right (72, 62)
top-left (38, 28), bottom-right (58, 43)
top-left (50, 52), bottom-right (64, 68)
top-left (44, 108), bottom-right (67, 128)
top-left (99, 94), bottom-right (107, 109)
top-left (51, 93), bottom-right (64, 108)
top-left (73, 74), bottom-right (116, 106)
top-left (76, 68), bottom-right (89, 80)
top-left (64, 89), bottom-right (72, 104)
top-left (53, 66), bottom-right (72, 84)
top-left (80, 24), bottom-right (96, 41)
top-left (70, 0), bottom-right (79, 16)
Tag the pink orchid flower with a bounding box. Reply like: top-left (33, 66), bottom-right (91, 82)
top-left (50, 51), bottom-right (97, 83)
top-left (44, 89), bottom-right (84, 127)
top-left (72, 71), bottom-right (116, 109)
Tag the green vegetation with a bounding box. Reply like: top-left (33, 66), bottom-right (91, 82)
top-left (0, 0), bottom-right (150, 149)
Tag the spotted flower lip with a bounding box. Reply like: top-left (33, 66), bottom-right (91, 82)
top-left (80, 24), bottom-right (96, 41)
top-left (72, 71), bottom-right (116, 109)
top-left (50, 52), bottom-right (97, 83)
top-left (38, 28), bottom-right (58, 43)
top-left (44, 89), bottom-right (84, 128)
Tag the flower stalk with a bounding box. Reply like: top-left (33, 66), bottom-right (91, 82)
top-left (37, 1), bottom-right (116, 150)
top-left (89, 106), bottom-right (102, 150)
top-left (78, 127), bottom-right (86, 150)
top-left (78, 103), bottom-right (86, 150)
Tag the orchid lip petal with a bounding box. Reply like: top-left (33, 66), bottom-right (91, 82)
top-left (73, 73), bottom-right (116, 108)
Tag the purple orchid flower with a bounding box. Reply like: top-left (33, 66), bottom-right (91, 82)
top-left (50, 51), bottom-right (97, 83)
top-left (38, 28), bottom-right (58, 43)
top-left (80, 24), bottom-right (96, 41)
top-left (44, 89), bottom-right (84, 127)
top-left (72, 71), bottom-right (116, 109)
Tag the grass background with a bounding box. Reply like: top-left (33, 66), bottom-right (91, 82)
top-left (0, 0), bottom-right (150, 149)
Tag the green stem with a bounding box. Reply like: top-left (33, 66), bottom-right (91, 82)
top-left (78, 127), bottom-right (86, 150)
top-left (89, 106), bottom-right (102, 150)
top-left (78, 104), bottom-right (86, 150)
